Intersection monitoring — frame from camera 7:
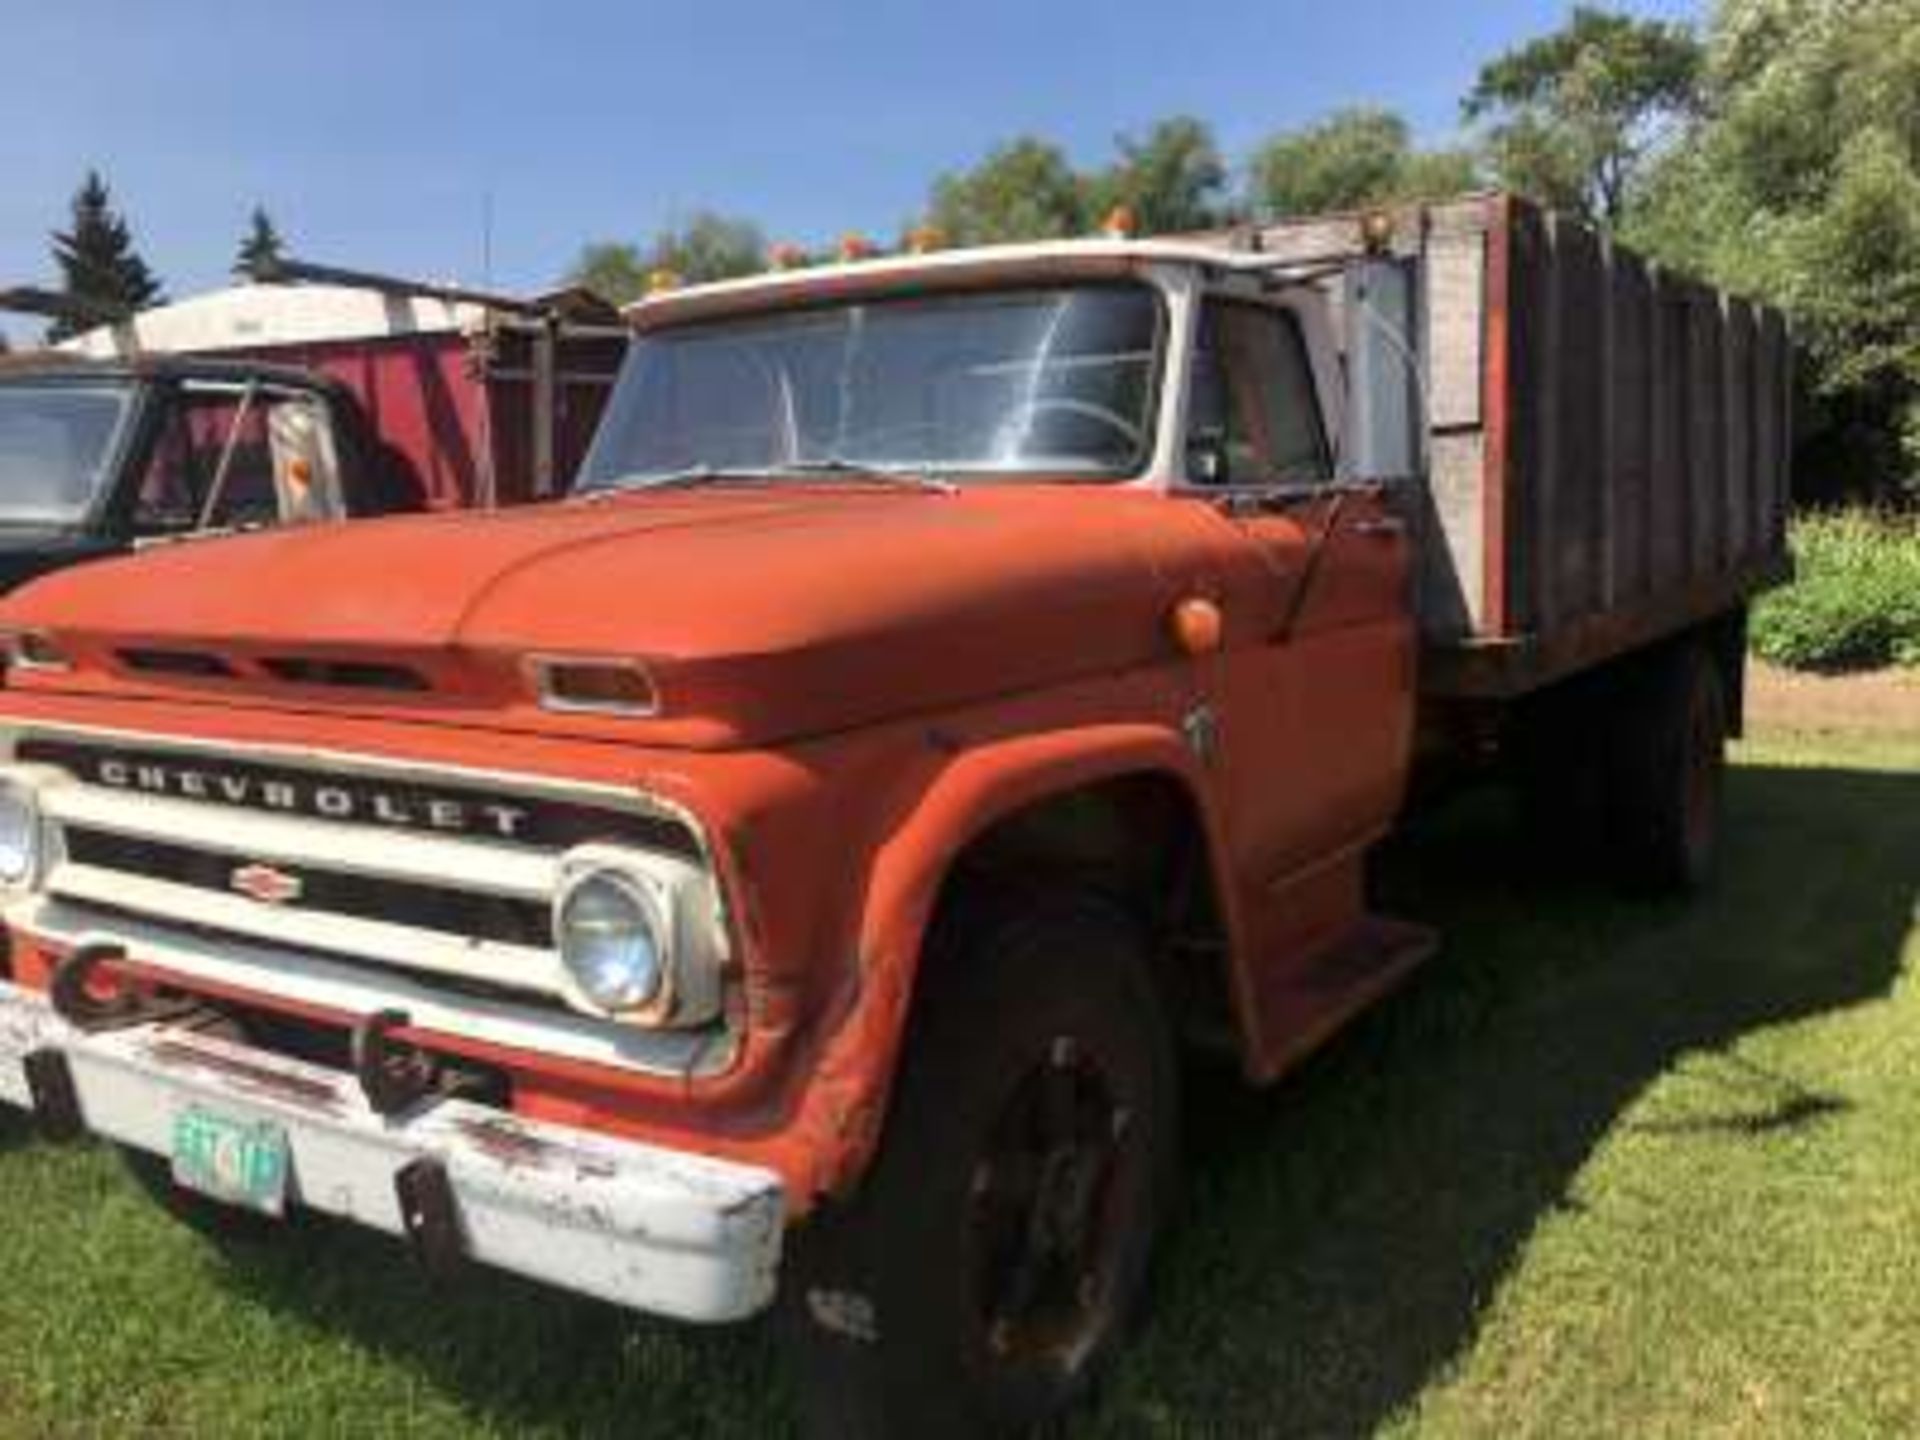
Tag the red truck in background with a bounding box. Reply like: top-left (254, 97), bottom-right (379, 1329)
top-left (58, 267), bottom-right (628, 510)
top-left (0, 194), bottom-right (1789, 1436)
top-left (0, 273), bottom-right (625, 593)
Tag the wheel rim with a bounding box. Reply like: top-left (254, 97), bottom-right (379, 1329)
top-left (964, 1033), bottom-right (1141, 1381)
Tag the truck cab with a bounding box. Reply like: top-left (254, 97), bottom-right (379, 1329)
top-left (0, 202), bottom-right (1789, 1437)
top-left (0, 354), bottom-right (397, 592)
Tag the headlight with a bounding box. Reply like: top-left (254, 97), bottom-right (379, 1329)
top-left (0, 779), bottom-right (41, 888)
top-left (553, 845), bottom-right (728, 1025)
top-left (556, 869), bottom-right (666, 1012)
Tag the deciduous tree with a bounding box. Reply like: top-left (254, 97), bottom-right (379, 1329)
top-left (1249, 107), bottom-right (1477, 219)
top-left (1628, 0), bottom-right (1920, 500)
top-left (1465, 5), bottom-right (1701, 225)
top-left (926, 138), bottom-right (1088, 245)
top-left (567, 212), bottom-right (767, 304)
top-left (1088, 116), bottom-right (1229, 234)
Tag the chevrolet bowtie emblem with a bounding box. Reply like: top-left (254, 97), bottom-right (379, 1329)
top-left (230, 862), bottom-right (303, 906)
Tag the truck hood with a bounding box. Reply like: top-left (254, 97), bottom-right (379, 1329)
top-left (0, 484), bottom-right (1214, 748)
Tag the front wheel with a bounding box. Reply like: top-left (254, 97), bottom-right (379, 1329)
top-left (784, 892), bottom-right (1178, 1438)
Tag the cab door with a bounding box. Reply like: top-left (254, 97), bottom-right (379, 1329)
top-left (1184, 293), bottom-right (1416, 915)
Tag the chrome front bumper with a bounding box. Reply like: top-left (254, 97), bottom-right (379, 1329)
top-left (0, 980), bottom-right (784, 1324)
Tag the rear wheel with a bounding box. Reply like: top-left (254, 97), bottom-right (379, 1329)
top-left (1511, 634), bottom-right (1729, 894)
top-left (784, 892), bottom-right (1178, 1438)
top-left (1607, 640), bottom-right (1727, 893)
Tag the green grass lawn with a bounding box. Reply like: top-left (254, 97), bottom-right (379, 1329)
top-left (0, 720), bottom-right (1915, 1437)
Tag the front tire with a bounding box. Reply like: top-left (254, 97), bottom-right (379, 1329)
top-left (784, 892), bottom-right (1178, 1438)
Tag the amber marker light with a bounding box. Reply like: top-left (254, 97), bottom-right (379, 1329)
top-left (904, 225), bottom-right (946, 255)
top-left (1170, 597), bottom-right (1223, 656)
top-left (837, 233), bottom-right (878, 262)
top-left (768, 242), bottom-right (808, 270)
top-left (644, 268), bottom-right (683, 295)
top-left (1101, 205), bottom-right (1137, 239)
top-left (1361, 209), bottom-right (1396, 254)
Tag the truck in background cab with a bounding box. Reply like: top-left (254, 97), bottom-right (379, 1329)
top-left (0, 277), bottom-right (625, 593)
top-left (0, 194), bottom-right (1788, 1436)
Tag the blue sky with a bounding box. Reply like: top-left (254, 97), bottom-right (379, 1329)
top-left (1, 0), bottom-right (1697, 344)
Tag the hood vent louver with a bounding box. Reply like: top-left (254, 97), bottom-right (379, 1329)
top-left (258, 657), bottom-right (431, 692)
top-left (118, 648), bottom-right (237, 678)
top-left (112, 648), bottom-right (431, 695)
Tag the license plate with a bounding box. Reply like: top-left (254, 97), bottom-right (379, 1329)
top-left (170, 1107), bottom-right (291, 1217)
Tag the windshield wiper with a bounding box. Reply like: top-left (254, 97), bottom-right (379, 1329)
top-left (781, 456), bottom-right (957, 494)
top-left (574, 464), bottom-right (761, 498)
top-left (579, 458), bottom-right (957, 499)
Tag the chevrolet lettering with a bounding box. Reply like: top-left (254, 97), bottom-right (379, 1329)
top-left (88, 756), bottom-right (531, 839)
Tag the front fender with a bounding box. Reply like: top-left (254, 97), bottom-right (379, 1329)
top-left (789, 721), bottom-right (1240, 1203)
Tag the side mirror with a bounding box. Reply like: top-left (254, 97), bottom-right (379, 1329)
top-left (1186, 428), bottom-right (1229, 486)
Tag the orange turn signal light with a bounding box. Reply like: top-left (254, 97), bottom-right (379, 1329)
top-left (1170, 597), bottom-right (1223, 656)
top-left (1361, 209), bottom-right (1395, 254)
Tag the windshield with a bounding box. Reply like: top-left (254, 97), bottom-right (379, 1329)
top-left (0, 382), bottom-right (134, 525)
top-left (578, 283), bottom-right (1163, 489)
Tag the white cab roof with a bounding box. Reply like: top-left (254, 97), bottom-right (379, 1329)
top-left (61, 283), bottom-right (487, 359)
top-left (625, 237), bottom-right (1247, 330)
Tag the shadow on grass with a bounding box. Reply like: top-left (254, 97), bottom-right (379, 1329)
top-left (196, 759), bottom-right (1916, 1439)
top-left (0, 1112), bottom-right (36, 1154)
top-left (1089, 759), bottom-right (1919, 1435)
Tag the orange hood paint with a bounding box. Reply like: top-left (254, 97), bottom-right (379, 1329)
top-left (0, 484), bottom-right (1236, 749)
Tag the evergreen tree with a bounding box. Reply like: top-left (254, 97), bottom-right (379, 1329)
top-left (233, 205), bottom-right (288, 282)
top-left (47, 170), bottom-right (164, 340)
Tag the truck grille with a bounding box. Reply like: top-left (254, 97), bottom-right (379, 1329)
top-left (61, 827), bottom-right (552, 949)
top-left (16, 734), bottom-right (702, 1012)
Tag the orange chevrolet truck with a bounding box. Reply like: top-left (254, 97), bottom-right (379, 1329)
top-left (0, 195), bottom-right (1788, 1434)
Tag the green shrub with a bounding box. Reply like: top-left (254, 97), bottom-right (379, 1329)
top-left (1750, 510), bottom-right (1920, 672)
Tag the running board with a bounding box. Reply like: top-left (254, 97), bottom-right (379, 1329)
top-left (1248, 915), bottom-right (1438, 1082)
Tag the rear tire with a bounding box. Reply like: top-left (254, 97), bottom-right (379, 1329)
top-left (1606, 640), bottom-right (1727, 893)
top-left (783, 891), bottom-right (1178, 1439)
